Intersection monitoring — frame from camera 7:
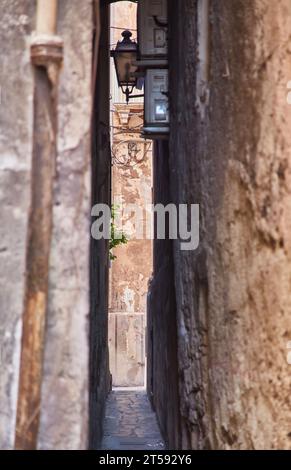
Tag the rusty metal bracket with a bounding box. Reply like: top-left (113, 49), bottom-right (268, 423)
top-left (30, 34), bottom-right (63, 67)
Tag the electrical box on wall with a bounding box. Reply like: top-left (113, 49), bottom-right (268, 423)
top-left (143, 69), bottom-right (169, 139)
top-left (137, 0), bottom-right (168, 60)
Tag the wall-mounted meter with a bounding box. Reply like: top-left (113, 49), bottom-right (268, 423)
top-left (136, 0), bottom-right (169, 139)
top-left (137, 0), bottom-right (168, 60)
top-left (143, 69), bottom-right (169, 139)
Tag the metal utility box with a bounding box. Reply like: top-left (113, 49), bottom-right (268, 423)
top-left (143, 69), bottom-right (169, 138)
top-left (137, 0), bottom-right (168, 59)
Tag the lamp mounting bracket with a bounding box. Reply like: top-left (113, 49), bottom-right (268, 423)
top-left (152, 16), bottom-right (168, 28)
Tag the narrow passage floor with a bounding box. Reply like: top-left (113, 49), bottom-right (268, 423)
top-left (101, 390), bottom-right (165, 450)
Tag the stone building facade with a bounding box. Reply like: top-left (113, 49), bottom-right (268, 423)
top-left (0, 0), bottom-right (93, 450)
top-left (109, 103), bottom-right (152, 387)
top-left (0, 0), bottom-right (291, 452)
top-left (165, 0), bottom-right (291, 450)
top-left (108, 1), bottom-right (152, 389)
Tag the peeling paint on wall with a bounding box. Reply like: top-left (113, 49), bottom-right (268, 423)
top-left (109, 103), bottom-right (153, 387)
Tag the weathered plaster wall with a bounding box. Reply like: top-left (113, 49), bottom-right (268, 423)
top-left (89, 0), bottom-right (111, 450)
top-left (109, 104), bottom-right (152, 387)
top-left (36, 0), bottom-right (93, 450)
top-left (0, 0), bottom-right (108, 450)
top-left (0, 0), bottom-right (34, 449)
top-left (147, 141), bottom-right (181, 450)
top-left (108, 2), bottom-right (150, 388)
top-left (169, 0), bottom-right (291, 450)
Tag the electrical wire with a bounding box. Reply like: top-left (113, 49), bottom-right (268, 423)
top-left (110, 26), bottom-right (137, 31)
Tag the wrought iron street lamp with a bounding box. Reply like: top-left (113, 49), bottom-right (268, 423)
top-left (111, 30), bottom-right (139, 104)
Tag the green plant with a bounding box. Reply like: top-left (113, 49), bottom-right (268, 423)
top-left (109, 205), bottom-right (128, 261)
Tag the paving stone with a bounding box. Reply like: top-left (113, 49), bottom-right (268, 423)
top-left (100, 390), bottom-right (165, 450)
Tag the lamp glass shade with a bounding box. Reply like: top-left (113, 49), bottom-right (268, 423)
top-left (111, 30), bottom-right (138, 88)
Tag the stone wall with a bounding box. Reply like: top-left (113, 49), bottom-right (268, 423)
top-left (89, 0), bottom-right (111, 449)
top-left (38, 0), bottom-right (93, 450)
top-left (169, 0), bottom-right (291, 450)
top-left (147, 141), bottom-right (181, 450)
top-left (109, 104), bottom-right (153, 387)
top-left (0, 0), bottom-right (105, 450)
top-left (108, 2), bottom-right (151, 389)
top-left (0, 0), bottom-right (34, 450)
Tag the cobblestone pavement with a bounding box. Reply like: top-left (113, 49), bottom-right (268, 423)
top-left (100, 390), bottom-right (165, 450)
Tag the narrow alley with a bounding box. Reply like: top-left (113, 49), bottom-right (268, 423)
top-left (1, 0), bottom-right (291, 456)
top-left (101, 391), bottom-right (164, 450)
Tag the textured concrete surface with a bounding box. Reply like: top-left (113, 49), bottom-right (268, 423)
top-left (108, 313), bottom-right (146, 387)
top-left (0, 0), bottom-right (34, 449)
top-left (168, 0), bottom-right (291, 450)
top-left (109, 102), bottom-right (152, 386)
top-left (147, 141), bottom-right (181, 450)
top-left (37, 0), bottom-right (93, 450)
top-left (101, 390), bottom-right (165, 450)
top-left (89, 0), bottom-right (111, 449)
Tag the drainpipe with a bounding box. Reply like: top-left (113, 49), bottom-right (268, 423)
top-left (15, 0), bottom-right (63, 450)
top-left (36, 0), bottom-right (58, 35)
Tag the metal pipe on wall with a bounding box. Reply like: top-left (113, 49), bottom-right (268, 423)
top-left (15, 0), bottom-right (61, 450)
top-left (36, 0), bottom-right (58, 35)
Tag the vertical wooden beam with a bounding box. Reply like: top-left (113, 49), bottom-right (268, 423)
top-left (15, 1), bottom-right (62, 450)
